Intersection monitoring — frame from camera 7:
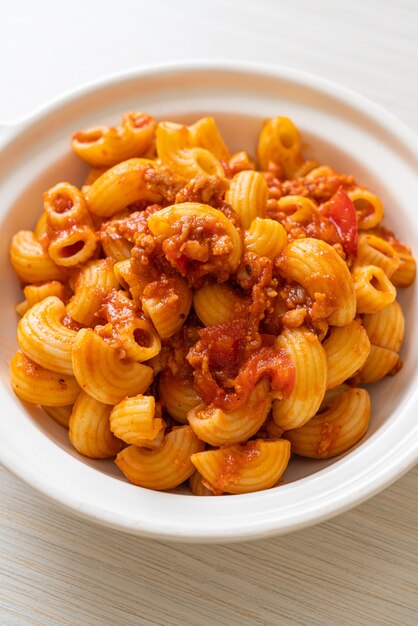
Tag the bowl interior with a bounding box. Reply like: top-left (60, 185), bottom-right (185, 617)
top-left (0, 66), bottom-right (417, 538)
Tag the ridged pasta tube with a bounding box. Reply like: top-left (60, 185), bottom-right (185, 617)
top-left (352, 265), bottom-right (396, 314)
top-left (189, 117), bottom-right (230, 161)
top-left (69, 391), bottom-right (123, 459)
top-left (67, 259), bottom-right (119, 326)
top-left (347, 188), bottom-right (384, 230)
top-left (353, 345), bottom-right (400, 384)
top-left (10, 351), bottom-right (80, 406)
top-left (72, 329), bottom-right (153, 404)
top-left (17, 296), bottom-right (78, 375)
top-left (85, 158), bottom-right (161, 217)
top-left (72, 112), bottom-right (156, 167)
top-left (225, 170), bottom-right (268, 228)
top-left (272, 327), bottom-right (327, 430)
top-left (142, 275), bottom-right (192, 339)
top-left (193, 282), bottom-right (249, 327)
top-left (188, 380), bottom-right (272, 446)
top-left (277, 238), bottom-right (356, 326)
top-left (10, 231), bottom-right (65, 283)
top-left (110, 395), bottom-right (165, 448)
top-left (159, 371), bottom-right (201, 424)
top-left (156, 121), bottom-right (224, 179)
top-left (191, 439), bottom-right (291, 495)
top-left (353, 233), bottom-right (400, 278)
top-left (362, 301), bottom-right (404, 352)
top-left (15, 281), bottom-right (65, 316)
top-left (285, 388), bottom-right (370, 458)
top-left (244, 218), bottom-right (288, 260)
top-left (391, 250), bottom-right (416, 287)
top-left (115, 426), bottom-right (204, 490)
top-left (257, 116), bottom-right (304, 177)
top-left (323, 320), bottom-right (371, 389)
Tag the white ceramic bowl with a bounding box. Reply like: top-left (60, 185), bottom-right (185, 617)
top-left (0, 62), bottom-right (417, 543)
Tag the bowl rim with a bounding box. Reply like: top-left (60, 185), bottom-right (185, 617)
top-left (1, 60), bottom-right (417, 543)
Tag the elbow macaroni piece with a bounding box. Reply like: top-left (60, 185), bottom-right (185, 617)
top-left (362, 301), bottom-right (405, 352)
top-left (257, 116), bottom-right (304, 177)
top-left (391, 249), bottom-right (416, 287)
top-left (72, 329), bottom-right (153, 404)
top-left (352, 265), bottom-right (396, 314)
top-left (285, 388), bottom-right (371, 458)
top-left (109, 395), bottom-right (165, 448)
top-left (244, 217), bottom-right (288, 260)
top-left (189, 117), bottom-right (230, 161)
top-left (72, 112), bottom-right (156, 167)
top-left (84, 158), bottom-right (161, 217)
top-left (116, 315), bottom-right (161, 362)
top-left (48, 226), bottom-right (98, 268)
top-left (323, 320), bottom-right (371, 389)
top-left (115, 426), bottom-right (204, 490)
top-left (277, 195), bottom-right (319, 224)
top-left (273, 327), bottom-right (327, 430)
top-left (188, 380), bottom-right (272, 446)
top-left (100, 213), bottom-right (134, 262)
top-left (191, 439), bottom-right (291, 495)
top-left (278, 238), bottom-right (356, 326)
top-left (225, 170), bottom-right (268, 228)
top-left (69, 391), bottom-right (122, 459)
top-left (44, 182), bottom-right (98, 267)
top-left (17, 296), bottom-right (78, 375)
top-left (353, 233), bottom-right (400, 278)
top-left (10, 231), bottom-right (65, 283)
top-left (67, 259), bottom-right (119, 326)
top-left (193, 281), bottom-right (249, 327)
top-left (354, 344), bottom-right (400, 384)
top-left (113, 259), bottom-right (151, 304)
top-left (159, 371), bottom-right (201, 424)
top-left (156, 121), bottom-right (225, 179)
top-left (44, 182), bottom-right (92, 228)
top-left (16, 280), bottom-right (66, 316)
top-left (142, 274), bottom-right (192, 339)
top-left (10, 351), bottom-right (80, 406)
top-left (347, 188), bottom-right (384, 229)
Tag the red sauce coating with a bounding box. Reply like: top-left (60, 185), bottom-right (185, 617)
top-left (174, 175), bottom-right (229, 207)
top-left (53, 193), bottom-right (74, 214)
top-left (187, 320), bottom-right (295, 411)
top-left (265, 167), bottom-right (356, 203)
top-left (100, 205), bottom-right (161, 250)
top-left (62, 314), bottom-right (82, 332)
top-left (215, 441), bottom-right (261, 488)
top-left (320, 187), bottom-right (358, 257)
top-left (131, 112), bottom-right (154, 129)
top-left (317, 423), bottom-right (340, 457)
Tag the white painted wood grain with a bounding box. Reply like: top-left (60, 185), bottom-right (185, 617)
top-left (1, 1), bottom-right (418, 624)
top-left (0, 466), bottom-right (417, 626)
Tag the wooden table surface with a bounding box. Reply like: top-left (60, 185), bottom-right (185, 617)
top-left (1, 1), bottom-right (417, 624)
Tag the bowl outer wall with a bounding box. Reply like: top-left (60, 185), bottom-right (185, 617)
top-left (0, 62), bottom-right (417, 543)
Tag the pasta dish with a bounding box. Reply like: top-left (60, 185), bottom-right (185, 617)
top-left (9, 112), bottom-right (416, 495)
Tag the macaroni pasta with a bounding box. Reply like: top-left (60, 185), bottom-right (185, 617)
top-left (8, 111), bottom-right (415, 496)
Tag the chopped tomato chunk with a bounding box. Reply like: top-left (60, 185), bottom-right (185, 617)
top-left (320, 187), bottom-right (358, 256)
